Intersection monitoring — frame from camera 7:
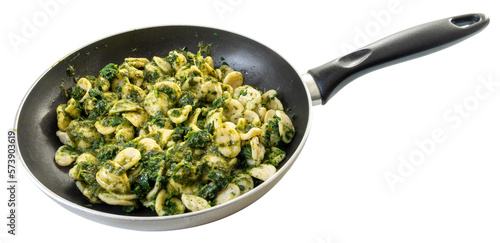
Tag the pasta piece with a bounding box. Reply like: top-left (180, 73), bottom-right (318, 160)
top-left (275, 110), bottom-right (295, 144)
top-left (234, 85), bottom-right (262, 110)
top-left (129, 69), bottom-right (144, 86)
top-left (205, 56), bottom-right (214, 68)
top-left (203, 62), bottom-right (217, 78)
top-left (64, 98), bottom-right (80, 118)
top-left (246, 136), bottom-right (265, 166)
top-left (181, 76), bottom-right (203, 91)
top-left (96, 166), bottom-right (130, 194)
top-left (198, 81), bottom-right (222, 102)
top-left (168, 105), bottom-right (192, 124)
top-left (56, 130), bottom-right (74, 147)
top-left (265, 147), bottom-right (286, 165)
top-left (98, 192), bottom-right (136, 206)
top-left (223, 71), bottom-right (244, 89)
top-left (95, 76), bottom-right (111, 91)
top-left (127, 163), bottom-right (142, 179)
top-left (206, 108), bottom-right (224, 129)
top-left (125, 57), bottom-right (149, 68)
top-left (262, 89), bottom-right (284, 111)
top-left (144, 63), bottom-right (160, 83)
top-left (75, 181), bottom-right (102, 204)
top-left (76, 78), bottom-right (92, 102)
top-left (214, 183), bottom-right (241, 205)
top-left (148, 116), bottom-right (173, 131)
top-left (113, 68), bottom-right (130, 90)
top-left (257, 107), bottom-right (267, 123)
top-left (241, 110), bottom-right (261, 126)
top-left (239, 127), bottom-right (262, 141)
top-left (153, 56), bottom-right (172, 73)
top-left (214, 122), bottom-right (241, 158)
top-left (137, 137), bottom-right (161, 152)
top-left (146, 128), bottom-right (174, 148)
top-left (153, 81), bottom-right (182, 104)
top-left (146, 179), bottom-right (162, 200)
top-left (235, 117), bottom-right (247, 131)
top-left (69, 153), bottom-right (97, 180)
top-left (94, 120), bottom-right (117, 135)
top-left (56, 104), bottom-right (71, 132)
top-left (248, 164), bottom-right (276, 182)
top-left (144, 163), bottom-right (164, 201)
top-left (54, 145), bottom-right (78, 166)
top-left (103, 91), bottom-right (119, 103)
top-left (113, 147), bottom-right (141, 170)
top-left (187, 108), bottom-right (202, 131)
top-left (216, 64), bottom-right (234, 80)
top-left (232, 173), bottom-right (254, 195)
top-left (109, 100), bottom-right (142, 114)
top-left (224, 99), bottom-right (245, 123)
top-left (122, 109), bottom-right (148, 127)
top-left (155, 189), bottom-right (167, 216)
top-left (155, 189), bottom-right (185, 216)
top-left (168, 178), bottom-right (201, 195)
top-left (66, 120), bottom-right (101, 149)
top-left (181, 194), bottom-right (211, 212)
top-left (144, 91), bottom-right (170, 116)
top-left (263, 109), bottom-right (276, 123)
top-left (176, 65), bottom-right (202, 81)
top-left (115, 122), bottom-right (135, 142)
top-left (169, 51), bottom-right (187, 70)
top-left (121, 84), bottom-right (146, 102)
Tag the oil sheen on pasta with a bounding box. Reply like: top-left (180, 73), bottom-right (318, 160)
top-left (54, 46), bottom-right (295, 216)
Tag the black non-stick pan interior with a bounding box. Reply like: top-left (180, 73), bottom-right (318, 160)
top-left (16, 26), bottom-right (310, 216)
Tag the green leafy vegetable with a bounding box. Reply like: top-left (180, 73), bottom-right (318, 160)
top-left (99, 63), bottom-right (119, 80)
top-left (186, 130), bottom-right (211, 148)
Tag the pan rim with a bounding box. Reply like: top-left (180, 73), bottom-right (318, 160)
top-left (14, 24), bottom-right (314, 229)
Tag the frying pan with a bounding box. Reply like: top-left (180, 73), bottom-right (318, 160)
top-left (15, 13), bottom-right (489, 230)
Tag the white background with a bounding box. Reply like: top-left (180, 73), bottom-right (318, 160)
top-left (1, 0), bottom-right (500, 242)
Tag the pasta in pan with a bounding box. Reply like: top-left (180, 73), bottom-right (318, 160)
top-left (54, 45), bottom-right (295, 215)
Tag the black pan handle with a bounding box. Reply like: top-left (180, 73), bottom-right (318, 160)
top-left (307, 13), bottom-right (490, 105)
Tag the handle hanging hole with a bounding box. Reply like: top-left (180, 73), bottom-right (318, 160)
top-left (450, 14), bottom-right (481, 28)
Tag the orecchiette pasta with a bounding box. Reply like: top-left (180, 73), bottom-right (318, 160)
top-left (214, 122), bottom-right (242, 158)
top-left (262, 89), bottom-right (284, 111)
top-left (223, 71), bottom-right (244, 89)
top-left (54, 45), bottom-right (295, 216)
top-left (248, 164), bottom-right (277, 182)
top-left (56, 104), bottom-right (71, 131)
top-left (54, 145), bottom-right (78, 166)
top-left (56, 130), bottom-right (74, 147)
top-left (234, 85), bottom-right (262, 110)
top-left (231, 173), bottom-right (254, 195)
top-left (214, 183), bottom-right (241, 205)
top-left (98, 192), bottom-right (137, 206)
top-left (181, 194), bottom-right (211, 212)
